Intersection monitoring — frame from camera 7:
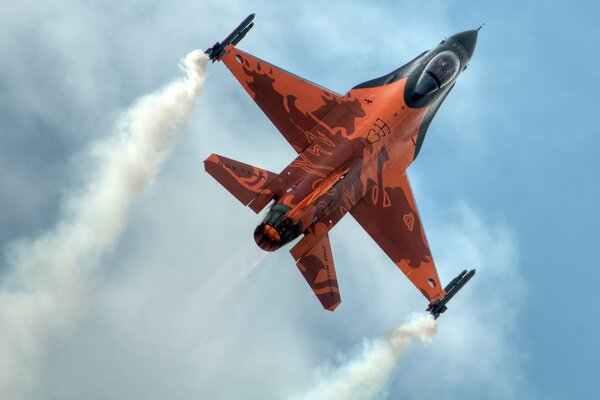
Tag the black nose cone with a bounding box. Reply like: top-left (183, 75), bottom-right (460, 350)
top-left (448, 30), bottom-right (478, 58)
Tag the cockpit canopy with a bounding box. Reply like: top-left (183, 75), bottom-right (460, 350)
top-left (415, 51), bottom-right (460, 97)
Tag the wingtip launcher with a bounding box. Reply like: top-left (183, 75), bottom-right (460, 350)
top-left (427, 269), bottom-right (476, 319)
top-left (205, 13), bottom-right (255, 62)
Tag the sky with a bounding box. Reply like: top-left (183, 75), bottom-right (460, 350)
top-left (1, 0), bottom-right (598, 399)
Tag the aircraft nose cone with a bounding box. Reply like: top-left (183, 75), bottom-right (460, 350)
top-left (449, 30), bottom-right (478, 58)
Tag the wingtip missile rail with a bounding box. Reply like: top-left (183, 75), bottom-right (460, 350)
top-left (205, 13), bottom-right (255, 62)
top-left (427, 268), bottom-right (476, 319)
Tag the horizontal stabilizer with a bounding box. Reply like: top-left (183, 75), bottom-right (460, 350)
top-left (204, 153), bottom-right (278, 209)
top-left (294, 233), bottom-right (341, 311)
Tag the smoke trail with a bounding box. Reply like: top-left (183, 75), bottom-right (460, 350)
top-left (0, 50), bottom-right (209, 398)
top-left (290, 314), bottom-right (437, 400)
top-left (241, 250), bottom-right (269, 278)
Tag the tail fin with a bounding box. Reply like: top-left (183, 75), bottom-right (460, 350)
top-left (204, 153), bottom-right (278, 211)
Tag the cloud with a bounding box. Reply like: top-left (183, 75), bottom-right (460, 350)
top-left (388, 203), bottom-right (527, 399)
top-left (0, 50), bottom-right (208, 399)
top-left (288, 314), bottom-right (438, 400)
top-left (30, 189), bottom-right (525, 400)
top-left (0, 1), bottom-right (529, 399)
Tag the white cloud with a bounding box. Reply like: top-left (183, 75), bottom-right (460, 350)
top-left (0, 1), bottom-right (529, 399)
top-left (0, 50), bottom-right (209, 398)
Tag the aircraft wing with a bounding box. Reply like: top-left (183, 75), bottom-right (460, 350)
top-left (350, 169), bottom-right (445, 303)
top-left (220, 46), bottom-right (346, 153)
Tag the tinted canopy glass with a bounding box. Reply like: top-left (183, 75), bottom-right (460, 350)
top-left (415, 51), bottom-right (460, 96)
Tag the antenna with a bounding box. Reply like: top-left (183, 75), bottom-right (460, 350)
top-left (477, 23), bottom-right (486, 31)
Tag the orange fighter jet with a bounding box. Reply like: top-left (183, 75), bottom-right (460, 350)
top-left (204, 14), bottom-right (476, 318)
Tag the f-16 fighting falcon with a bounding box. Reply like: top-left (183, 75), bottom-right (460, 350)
top-left (204, 14), bottom-right (477, 318)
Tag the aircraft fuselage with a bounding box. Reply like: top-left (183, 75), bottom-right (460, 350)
top-left (254, 30), bottom-right (477, 252)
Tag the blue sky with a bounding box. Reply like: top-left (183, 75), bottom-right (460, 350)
top-left (0, 0), bottom-right (598, 399)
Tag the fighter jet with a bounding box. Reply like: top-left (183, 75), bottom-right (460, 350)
top-left (204, 14), bottom-right (476, 318)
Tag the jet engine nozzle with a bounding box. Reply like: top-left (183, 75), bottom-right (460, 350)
top-left (254, 204), bottom-right (302, 251)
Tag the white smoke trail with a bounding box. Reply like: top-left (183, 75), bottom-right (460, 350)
top-left (0, 50), bottom-right (209, 398)
top-left (241, 250), bottom-right (269, 278)
top-left (290, 313), bottom-right (437, 400)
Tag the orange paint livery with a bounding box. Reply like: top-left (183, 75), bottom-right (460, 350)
top-left (203, 15), bottom-right (479, 317)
